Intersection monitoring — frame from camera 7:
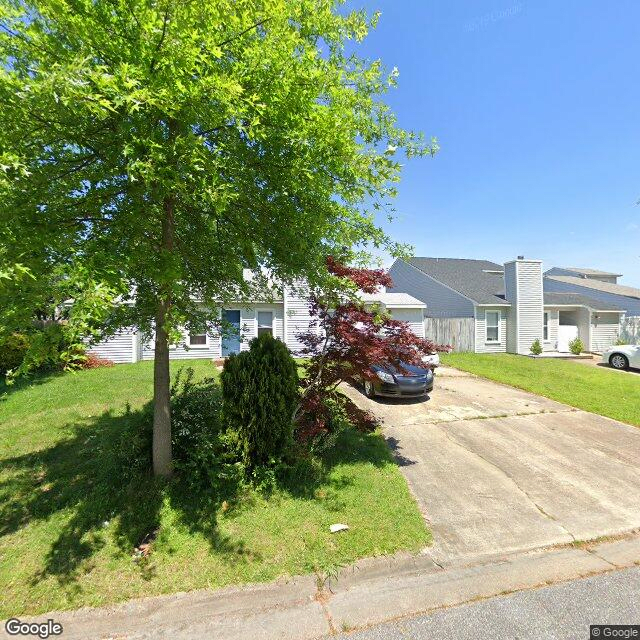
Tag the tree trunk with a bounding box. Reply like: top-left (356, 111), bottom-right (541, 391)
top-left (152, 190), bottom-right (176, 478)
top-left (153, 298), bottom-right (172, 477)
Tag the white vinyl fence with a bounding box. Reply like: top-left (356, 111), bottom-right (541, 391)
top-left (620, 315), bottom-right (640, 344)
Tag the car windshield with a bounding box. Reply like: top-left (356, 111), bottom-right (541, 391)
top-left (380, 361), bottom-right (427, 375)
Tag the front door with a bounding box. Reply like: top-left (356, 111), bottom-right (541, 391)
top-left (221, 310), bottom-right (241, 356)
top-left (557, 325), bottom-right (578, 353)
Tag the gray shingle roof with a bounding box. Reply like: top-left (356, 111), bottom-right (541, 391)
top-left (408, 258), bottom-right (509, 305)
top-left (543, 292), bottom-right (624, 312)
top-left (563, 267), bottom-right (623, 277)
top-left (546, 275), bottom-right (640, 300)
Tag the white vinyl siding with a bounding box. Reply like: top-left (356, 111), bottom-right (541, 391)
top-left (142, 332), bottom-right (222, 360)
top-left (284, 283), bottom-right (317, 355)
top-left (88, 328), bottom-right (138, 363)
top-left (387, 308), bottom-right (425, 338)
top-left (516, 261), bottom-right (544, 354)
top-left (504, 266), bottom-right (518, 353)
top-left (142, 304), bottom-right (285, 359)
top-left (475, 307), bottom-right (508, 353)
top-left (388, 259), bottom-right (475, 318)
top-left (504, 260), bottom-right (544, 354)
top-left (237, 304), bottom-right (285, 349)
top-left (591, 312), bottom-right (621, 352)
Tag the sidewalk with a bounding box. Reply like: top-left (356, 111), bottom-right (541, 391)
top-left (9, 532), bottom-right (640, 640)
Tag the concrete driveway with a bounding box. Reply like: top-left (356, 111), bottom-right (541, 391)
top-left (574, 353), bottom-right (640, 375)
top-left (342, 368), bottom-right (640, 564)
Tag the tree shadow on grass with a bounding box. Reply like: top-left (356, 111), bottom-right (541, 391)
top-left (278, 409), bottom-right (397, 501)
top-left (0, 403), bottom-right (248, 589)
top-left (0, 393), bottom-right (399, 593)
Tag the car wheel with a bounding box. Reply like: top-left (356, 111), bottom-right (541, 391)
top-left (364, 380), bottom-right (376, 398)
top-left (610, 353), bottom-right (629, 370)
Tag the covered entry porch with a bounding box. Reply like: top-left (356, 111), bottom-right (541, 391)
top-left (543, 300), bottom-right (623, 353)
top-left (557, 308), bottom-right (590, 353)
top-left (543, 306), bottom-right (591, 353)
top-left (543, 292), bottom-right (625, 354)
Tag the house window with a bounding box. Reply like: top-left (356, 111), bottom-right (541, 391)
top-left (543, 312), bottom-right (549, 341)
top-left (188, 331), bottom-right (208, 347)
top-left (257, 311), bottom-right (273, 337)
top-left (485, 311), bottom-right (500, 342)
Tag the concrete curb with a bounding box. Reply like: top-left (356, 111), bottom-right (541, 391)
top-left (7, 533), bottom-right (639, 640)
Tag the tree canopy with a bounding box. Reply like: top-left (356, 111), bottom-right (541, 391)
top-left (0, 0), bottom-right (436, 474)
top-left (295, 259), bottom-right (447, 442)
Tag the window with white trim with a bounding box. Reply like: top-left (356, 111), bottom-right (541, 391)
top-left (188, 331), bottom-right (208, 347)
top-left (543, 312), bottom-right (549, 341)
top-left (485, 311), bottom-right (500, 342)
top-left (257, 311), bottom-right (273, 337)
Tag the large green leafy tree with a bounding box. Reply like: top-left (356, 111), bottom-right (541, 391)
top-left (0, 0), bottom-right (435, 476)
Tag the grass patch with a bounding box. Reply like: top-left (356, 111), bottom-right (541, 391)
top-left (0, 360), bottom-right (429, 616)
top-left (442, 353), bottom-right (640, 427)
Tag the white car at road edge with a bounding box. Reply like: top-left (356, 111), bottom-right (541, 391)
top-left (601, 344), bottom-right (640, 370)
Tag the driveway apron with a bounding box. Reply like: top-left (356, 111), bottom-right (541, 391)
top-left (341, 368), bottom-right (640, 564)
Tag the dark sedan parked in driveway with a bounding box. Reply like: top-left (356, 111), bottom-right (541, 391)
top-left (363, 362), bottom-right (434, 399)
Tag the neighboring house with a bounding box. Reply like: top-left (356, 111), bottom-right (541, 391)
top-left (545, 266), bottom-right (623, 285)
top-left (544, 266), bottom-right (640, 344)
top-left (89, 284), bottom-right (426, 364)
top-left (360, 292), bottom-right (426, 336)
top-left (388, 257), bottom-right (626, 354)
top-left (544, 266), bottom-right (640, 316)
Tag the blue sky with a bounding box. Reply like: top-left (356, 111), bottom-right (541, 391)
top-left (350, 1), bottom-right (640, 284)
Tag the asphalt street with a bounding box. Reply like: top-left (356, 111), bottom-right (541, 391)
top-left (336, 567), bottom-right (640, 640)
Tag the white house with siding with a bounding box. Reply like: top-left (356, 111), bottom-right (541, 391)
top-left (388, 257), bottom-right (625, 354)
top-left (89, 282), bottom-right (426, 364)
top-left (544, 266), bottom-right (640, 344)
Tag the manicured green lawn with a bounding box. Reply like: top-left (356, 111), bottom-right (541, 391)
top-left (0, 360), bottom-right (429, 617)
top-left (442, 353), bottom-right (640, 427)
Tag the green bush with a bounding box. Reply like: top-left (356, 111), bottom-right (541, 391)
top-left (120, 368), bottom-right (239, 489)
top-left (221, 333), bottom-right (299, 473)
top-left (5, 325), bottom-right (87, 381)
top-left (0, 332), bottom-right (30, 374)
top-left (569, 337), bottom-right (584, 355)
top-left (530, 339), bottom-right (543, 355)
top-left (169, 368), bottom-right (238, 486)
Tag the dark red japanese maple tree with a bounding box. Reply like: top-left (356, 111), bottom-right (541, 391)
top-left (294, 258), bottom-right (449, 440)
